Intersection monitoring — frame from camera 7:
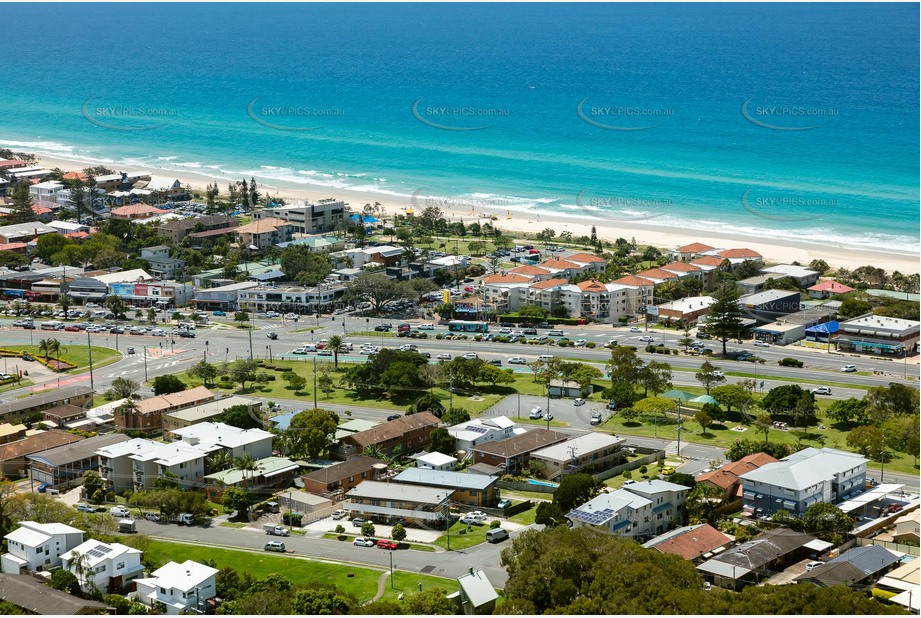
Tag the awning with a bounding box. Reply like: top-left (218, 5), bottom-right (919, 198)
top-left (783, 500), bottom-right (796, 510)
top-left (263, 464), bottom-right (299, 478)
top-left (743, 491), bottom-right (755, 499)
top-left (652, 502), bottom-right (673, 514)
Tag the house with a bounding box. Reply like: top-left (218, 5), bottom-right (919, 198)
top-left (642, 523), bottom-right (733, 562)
top-left (171, 422), bottom-right (275, 460)
top-left (0, 572), bottom-right (113, 614)
top-left (739, 447), bottom-right (867, 517)
top-left (393, 467), bottom-right (499, 508)
top-left (795, 544), bottom-right (900, 588)
top-left (235, 217), bottom-right (295, 250)
top-left (714, 248), bottom-right (763, 268)
top-left (687, 256), bottom-right (725, 291)
top-left (836, 314), bottom-right (920, 358)
top-left (331, 245), bottom-right (404, 269)
top-left (157, 215), bottom-right (238, 244)
top-left (695, 453), bottom-right (778, 500)
top-left (738, 289), bottom-right (802, 324)
top-left (27, 433), bottom-right (130, 490)
top-left (447, 415), bottom-right (523, 454)
top-left (337, 412), bottom-right (440, 459)
top-left (670, 242), bottom-right (715, 262)
top-left (252, 200), bottom-right (347, 235)
top-left (635, 267), bottom-right (679, 285)
top-left (547, 379), bottom-right (592, 399)
top-left (450, 568), bottom-right (499, 615)
top-left (62, 539), bottom-right (145, 594)
top-left (1, 521), bottom-right (84, 574)
top-left (114, 386), bottom-right (215, 435)
top-left (0, 386), bottom-right (96, 423)
top-left (624, 479), bottom-right (689, 527)
top-left (140, 245), bottom-right (185, 280)
top-left (893, 510), bottom-right (920, 544)
top-left (134, 560), bottom-right (218, 615)
top-left (696, 528), bottom-right (818, 590)
top-left (162, 396), bottom-right (261, 440)
top-left (876, 557), bottom-right (921, 607)
top-left (0, 422), bottom-right (27, 445)
top-left (411, 451), bottom-right (458, 471)
top-left (300, 456), bottom-right (388, 500)
top-left (567, 489), bottom-right (654, 539)
top-left (96, 438), bottom-right (208, 492)
top-left (470, 429), bottom-right (568, 476)
top-left (761, 264), bottom-right (821, 288)
top-left (345, 480), bottom-right (452, 525)
top-left (529, 433), bottom-right (626, 479)
top-left (28, 181), bottom-right (66, 203)
top-left (47, 220), bottom-right (89, 235)
top-left (0, 431), bottom-right (82, 478)
top-left (807, 280), bottom-right (855, 299)
top-left (110, 203), bottom-right (168, 221)
top-left (653, 296), bottom-right (715, 326)
top-left (332, 418), bottom-right (383, 441)
top-left (42, 404), bottom-right (86, 427)
top-left (660, 261), bottom-right (705, 285)
top-left (203, 456), bottom-right (299, 502)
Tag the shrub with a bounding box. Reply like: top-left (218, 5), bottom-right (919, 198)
top-left (490, 520), bottom-right (501, 529)
top-left (639, 465), bottom-right (648, 474)
top-left (585, 342), bottom-right (596, 349)
top-left (474, 335), bottom-right (482, 341)
top-left (645, 344), bottom-right (656, 353)
top-left (778, 357), bottom-right (804, 368)
top-left (435, 334), bottom-right (443, 340)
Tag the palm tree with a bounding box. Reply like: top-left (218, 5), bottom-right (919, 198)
top-left (205, 450), bottom-right (232, 475)
top-left (327, 335), bottom-right (344, 369)
top-left (56, 294), bottom-right (73, 317)
top-left (48, 339), bottom-right (63, 365)
top-left (65, 549), bottom-right (95, 594)
top-left (38, 338), bottom-right (51, 361)
top-left (232, 454), bottom-right (260, 485)
top-left (147, 307), bottom-right (157, 323)
top-left (105, 295), bottom-right (127, 320)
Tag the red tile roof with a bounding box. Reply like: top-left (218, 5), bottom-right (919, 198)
top-left (481, 273), bottom-right (531, 285)
top-left (689, 256), bottom-right (724, 267)
top-left (648, 524), bottom-right (732, 560)
top-left (636, 268), bottom-right (679, 280)
top-left (63, 171), bottom-right (89, 181)
top-left (110, 203), bottom-right (167, 218)
top-left (31, 204), bottom-right (52, 215)
top-left (541, 259), bottom-right (581, 270)
top-left (696, 452), bottom-right (778, 490)
top-left (0, 242), bottom-right (28, 252)
top-left (662, 261), bottom-right (701, 272)
top-left (577, 279), bottom-right (608, 292)
top-left (613, 275), bottom-right (655, 287)
top-left (718, 248), bottom-right (762, 259)
top-left (509, 265), bottom-right (552, 276)
top-left (676, 242), bottom-right (715, 253)
top-left (565, 252), bottom-right (606, 264)
top-left (529, 278), bottom-right (570, 290)
top-left (807, 280), bottom-right (855, 294)
top-left (0, 431), bottom-right (82, 462)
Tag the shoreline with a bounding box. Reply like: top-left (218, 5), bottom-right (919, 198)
top-left (35, 153), bottom-right (920, 274)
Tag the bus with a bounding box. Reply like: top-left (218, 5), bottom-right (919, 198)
top-left (448, 320), bottom-right (489, 333)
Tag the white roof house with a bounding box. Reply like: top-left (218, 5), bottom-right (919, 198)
top-left (531, 433), bottom-right (625, 465)
top-left (96, 438), bottom-right (208, 492)
top-left (172, 422), bottom-right (275, 460)
top-left (567, 489), bottom-right (653, 537)
top-left (145, 176), bottom-right (182, 192)
top-left (134, 560), bottom-right (218, 615)
top-left (61, 540), bottom-right (144, 593)
top-left (91, 269), bottom-right (154, 285)
top-left (411, 451), bottom-right (458, 471)
top-left (447, 415), bottom-right (523, 452)
top-left (1, 521), bottom-right (84, 574)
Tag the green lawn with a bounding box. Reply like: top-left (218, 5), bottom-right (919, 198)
top-left (0, 379), bottom-right (33, 394)
top-left (508, 506), bottom-right (538, 525)
top-left (16, 345), bottom-right (121, 371)
top-left (137, 540), bottom-right (455, 602)
top-left (432, 521), bottom-right (498, 550)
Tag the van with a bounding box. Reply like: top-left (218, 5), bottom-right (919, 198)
top-left (40, 321), bottom-right (64, 331)
top-left (303, 343), bottom-right (317, 352)
top-left (264, 540), bottom-right (286, 552)
top-left (486, 528), bottom-right (509, 543)
top-left (537, 355), bottom-right (554, 363)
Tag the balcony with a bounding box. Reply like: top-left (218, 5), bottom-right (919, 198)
top-left (344, 501), bottom-right (444, 521)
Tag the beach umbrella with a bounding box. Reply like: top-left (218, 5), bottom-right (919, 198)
top-left (690, 394), bottom-right (719, 406)
top-left (661, 389), bottom-right (694, 401)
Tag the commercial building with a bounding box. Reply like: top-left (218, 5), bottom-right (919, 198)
top-left (836, 314), bottom-right (920, 358)
top-left (652, 296), bottom-right (715, 326)
top-left (190, 281), bottom-right (259, 312)
top-left (739, 289), bottom-right (802, 324)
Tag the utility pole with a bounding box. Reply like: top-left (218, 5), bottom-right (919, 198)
top-left (313, 357), bottom-right (317, 408)
top-left (516, 390), bottom-right (520, 420)
top-left (676, 403), bottom-right (682, 457)
top-left (87, 330), bottom-right (94, 391)
top-left (880, 433), bottom-right (886, 484)
top-left (449, 369), bottom-right (453, 411)
top-left (247, 328), bottom-right (253, 360)
top-left (143, 346), bottom-right (148, 382)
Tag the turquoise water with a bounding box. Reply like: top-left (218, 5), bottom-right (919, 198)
top-left (528, 479), bottom-right (559, 488)
top-left (0, 3), bottom-right (917, 253)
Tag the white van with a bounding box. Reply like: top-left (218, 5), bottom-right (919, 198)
top-left (40, 321), bottom-right (64, 331)
top-left (302, 343), bottom-right (317, 352)
top-left (486, 528), bottom-right (509, 543)
top-left (538, 355), bottom-right (554, 363)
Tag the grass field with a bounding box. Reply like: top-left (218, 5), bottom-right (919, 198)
top-left (0, 379), bottom-right (33, 394)
top-left (16, 345), bottom-right (121, 371)
top-left (432, 520), bottom-right (496, 550)
top-left (138, 540), bottom-right (456, 602)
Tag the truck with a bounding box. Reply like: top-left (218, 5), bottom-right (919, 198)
top-left (118, 519), bottom-right (137, 533)
top-left (168, 513), bottom-right (195, 525)
top-left (263, 524), bottom-right (290, 536)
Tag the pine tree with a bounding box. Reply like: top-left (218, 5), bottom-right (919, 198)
top-left (9, 181), bottom-right (34, 224)
top-left (240, 179), bottom-right (250, 209)
top-left (708, 282), bottom-right (745, 355)
top-left (249, 177), bottom-right (259, 206)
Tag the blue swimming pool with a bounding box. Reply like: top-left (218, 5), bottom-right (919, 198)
top-left (527, 479), bottom-right (558, 487)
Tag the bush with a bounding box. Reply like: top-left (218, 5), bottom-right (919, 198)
top-left (778, 357), bottom-right (804, 368)
top-left (639, 465), bottom-right (648, 474)
top-left (585, 342), bottom-right (596, 349)
top-left (490, 520), bottom-right (501, 529)
top-left (474, 335), bottom-right (482, 341)
top-left (645, 344), bottom-right (656, 353)
top-left (435, 334), bottom-right (443, 340)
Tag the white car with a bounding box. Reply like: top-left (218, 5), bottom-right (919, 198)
top-left (639, 335), bottom-right (655, 342)
top-left (359, 347), bottom-right (377, 355)
top-left (353, 537), bottom-right (375, 547)
top-left (332, 509), bottom-right (348, 520)
top-left (437, 353), bottom-right (452, 360)
top-left (529, 407), bottom-right (543, 420)
top-left (840, 365), bottom-right (857, 372)
top-left (292, 347), bottom-right (309, 355)
top-left (508, 357), bottom-right (526, 364)
top-left (463, 352), bottom-right (478, 359)
top-left (630, 327), bottom-right (642, 333)
top-left (709, 370), bottom-right (725, 378)
top-left (418, 323), bottom-right (434, 330)
top-left (499, 327), bottom-right (512, 334)
top-left (574, 339), bottom-right (587, 347)
top-left (573, 398), bottom-right (586, 406)
top-left (753, 340), bottom-right (770, 347)
top-left (284, 313), bottom-right (298, 320)
top-left (812, 387), bottom-right (832, 395)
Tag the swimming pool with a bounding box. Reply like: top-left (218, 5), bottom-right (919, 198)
top-left (527, 479), bottom-right (558, 487)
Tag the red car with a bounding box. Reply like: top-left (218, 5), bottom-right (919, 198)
top-left (64, 325), bottom-right (81, 332)
top-left (376, 539), bottom-right (398, 550)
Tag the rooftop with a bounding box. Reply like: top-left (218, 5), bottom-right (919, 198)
top-left (567, 489), bottom-right (652, 525)
top-left (302, 456), bottom-right (386, 485)
top-left (807, 280), bottom-right (855, 294)
top-left (134, 386), bottom-right (215, 415)
top-left (393, 467), bottom-right (498, 490)
top-left (140, 559), bottom-right (219, 592)
top-left (841, 314), bottom-right (920, 332)
top-left (0, 431), bottom-right (82, 462)
top-left (163, 396), bottom-right (260, 423)
top-left (532, 433), bottom-right (625, 463)
top-left (341, 412), bottom-right (440, 448)
top-left (612, 275), bottom-right (655, 287)
top-left (676, 242), bottom-right (715, 253)
top-left (204, 456), bottom-right (298, 485)
top-left (172, 421), bottom-right (274, 450)
top-left (470, 429), bottom-right (569, 457)
top-left (740, 447), bottom-right (867, 491)
top-left (642, 523), bottom-right (732, 560)
top-left (0, 573), bottom-right (112, 614)
top-left (346, 480), bottom-right (451, 504)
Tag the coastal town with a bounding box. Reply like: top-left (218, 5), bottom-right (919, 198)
top-left (0, 154), bottom-right (917, 616)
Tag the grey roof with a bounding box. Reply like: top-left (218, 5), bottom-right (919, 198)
top-left (531, 432), bottom-right (624, 463)
top-left (740, 447), bottom-right (866, 491)
top-left (622, 479), bottom-right (690, 497)
top-left (705, 528), bottom-right (816, 572)
top-left (795, 545), bottom-right (900, 587)
top-left (302, 456), bottom-right (386, 484)
top-left (0, 386), bottom-right (94, 416)
top-left (457, 569), bottom-right (498, 608)
top-left (740, 289), bottom-right (800, 306)
top-left (0, 572), bottom-right (113, 614)
top-left (393, 467), bottom-right (497, 491)
top-left (346, 480), bottom-right (451, 504)
top-left (466, 462), bottom-right (503, 476)
top-left (27, 433), bottom-right (129, 467)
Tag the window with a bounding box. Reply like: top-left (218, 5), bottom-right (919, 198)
top-left (116, 562), bottom-right (125, 570)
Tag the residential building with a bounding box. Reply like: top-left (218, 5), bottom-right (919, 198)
top-left (624, 479), bottom-right (689, 526)
top-left (0, 423), bottom-right (27, 445)
top-left (567, 489), bottom-right (654, 539)
top-left (451, 568), bottom-right (499, 615)
top-left (235, 217), bottom-right (294, 250)
top-left (237, 283), bottom-right (348, 314)
top-left (62, 540), bottom-right (144, 594)
top-left (276, 235), bottom-right (346, 253)
top-left (447, 415), bottom-right (523, 454)
top-left (253, 200), bottom-right (347, 235)
top-left (738, 289), bottom-right (802, 324)
top-left (42, 404), bottom-right (86, 427)
top-left (713, 247), bottom-right (763, 268)
top-left (134, 560), bottom-right (218, 615)
top-left (865, 288), bottom-right (921, 303)
top-left (697, 529), bottom-right (818, 590)
top-left (687, 256), bottom-right (724, 291)
top-left (337, 412), bottom-right (440, 459)
top-left (470, 429), bottom-right (569, 476)
top-left (110, 203), bottom-right (168, 221)
top-left (530, 433), bottom-right (626, 479)
top-left (29, 181), bottom-right (67, 203)
top-left (96, 438), bottom-right (207, 493)
top-left (141, 176), bottom-right (187, 201)
top-left (140, 245), bottom-right (185, 280)
top-left (27, 434), bottom-right (130, 489)
top-left (301, 456), bottom-right (388, 500)
top-left (794, 545), bottom-right (900, 588)
top-left (203, 456), bottom-right (299, 502)
top-left (807, 280), bottom-right (855, 299)
top-left (653, 296), bottom-right (715, 325)
top-left (0, 431), bottom-right (83, 478)
top-left (157, 215), bottom-right (238, 244)
top-left (0, 221), bottom-right (58, 244)
top-left (114, 386), bottom-right (215, 435)
top-left (171, 422), bottom-right (275, 460)
top-left (761, 264), bottom-right (821, 288)
top-left (739, 447), bottom-right (868, 517)
top-left (876, 557), bottom-right (921, 608)
top-left (0, 386), bottom-right (96, 423)
top-left (670, 242), bottom-right (715, 262)
top-left (635, 267), bottom-right (679, 285)
top-left (695, 453), bottom-right (778, 500)
top-left (411, 451), bottom-right (458, 471)
top-left (893, 510), bottom-right (920, 544)
top-left (162, 396), bottom-right (261, 439)
top-left (735, 274), bottom-right (775, 295)
top-left (1, 521), bottom-right (85, 574)
top-left (836, 314), bottom-right (920, 357)
top-left (47, 221), bottom-right (89, 236)
top-left (190, 281), bottom-right (259, 311)
top-left (0, 573), bottom-right (113, 614)
top-left (331, 418), bottom-right (382, 441)
top-left (642, 523), bottom-right (733, 562)
top-left (660, 261), bottom-right (705, 285)
top-left (611, 275), bottom-right (656, 315)
top-left (344, 480), bottom-right (451, 525)
top-left (560, 280), bottom-right (632, 323)
top-left (331, 245), bottom-right (404, 269)
top-left (393, 467), bottom-right (499, 507)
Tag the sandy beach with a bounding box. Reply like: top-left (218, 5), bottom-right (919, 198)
top-left (36, 153), bottom-right (920, 274)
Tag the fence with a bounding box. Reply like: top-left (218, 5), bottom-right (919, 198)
top-left (498, 480), bottom-right (557, 494)
top-left (856, 537), bottom-right (921, 557)
top-left (592, 449), bottom-right (666, 482)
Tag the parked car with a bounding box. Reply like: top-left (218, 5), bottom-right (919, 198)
top-left (351, 517), bottom-right (368, 527)
top-left (497, 498), bottom-right (512, 509)
top-left (76, 504), bottom-right (96, 513)
top-left (573, 398), bottom-right (586, 406)
top-left (590, 412), bottom-right (603, 425)
top-left (806, 561), bottom-right (824, 571)
top-left (574, 339), bottom-right (587, 347)
top-left (353, 537), bottom-right (375, 547)
top-left (377, 539), bottom-right (398, 550)
top-left (386, 414), bottom-right (402, 421)
top-left (317, 349), bottom-right (333, 356)
top-left (606, 400), bottom-right (618, 411)
top-left (213, 310), bottom-right (226, 316)
top-left (64, 325), bottom-right (80, 332)
top-left (529, 407), bottom-right (543, 420)
top-left (709, 370), bottom-right (725, 378)
top-left (374, 325), bottom-right (390, 332)
top-left (264, 541), bottom-right (286, 552)
top-left (437, 353), bottom-right (452, 360)
top-left (841, 364), bottom-right (857, 372)
top-left (486, 528), bottom-right (509, 543)
top-left (144, 513), bottom-right (162, 522)
top-left (110, 506), bottom-right (131, 518)
top-left (508, 356), bottom-right (526, 364)
top-left (630, 327), bottom-right (642, 333)
top-left (812, 387), bottom-right (832, 395)
top-left (463, 352), bottom-right (478, 359)
top-left (21, 354), bottom-right (34, 362)
top-left (332, 509), bottom-right (348, 520)
top-left (660, 467), bottom-right (675, 476)
top-left (753, 340), bottom-right (770, 347)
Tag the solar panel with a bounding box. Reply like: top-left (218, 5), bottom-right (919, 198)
top-left (465, 426), bottom-right (488, 435)
top-left (86, 544), bottom-right (113, 559)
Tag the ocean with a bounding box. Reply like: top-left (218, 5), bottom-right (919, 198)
top-left (0, 3), bottom-right (917, 254)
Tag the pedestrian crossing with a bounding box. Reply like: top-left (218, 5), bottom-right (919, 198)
top-left (104, 359), bottom-right (182, 378)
